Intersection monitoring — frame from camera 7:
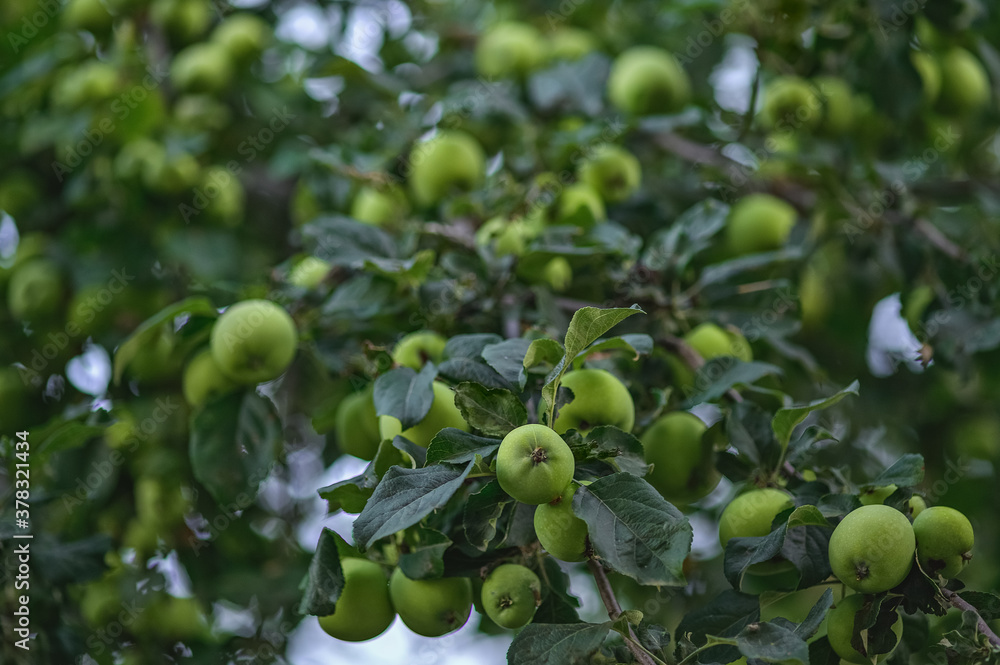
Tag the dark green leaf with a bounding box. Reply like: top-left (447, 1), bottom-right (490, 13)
top-left (298, 528), bottom-right (345, 616)
top-left (731, 620), bottom-right (810, 664)
top-left (302, 215), bottom-right (397, 266)
top-left (533, 556), bottom-right (582, 624)
top-left (372, 365), bottom-right (436, 430)
top-left (426, 429), bottom-right (501, 466)
top-left (437, 357), bottom-right (512, 390)
top-left (444, 333), bottom-right (504, 360)
top-left (642, 198), bottom-right (729, 275)
top-left (322, 274), bottom-right (397, 319)
top-left (772, 380), bottom-right (860, 451)
top-left (681, 359), bottom-right (783, 407)
top-left (872, 453), bottom-right (925, 488)
top-left (481, 337), bottom-right (533, 387)
top-left (398, 526), bottom-right (451, 580)
top-left (581, 425), bottom-right (649, 477)
top-left (113, 296), bottom-right (216, 384)
top-left (462, 480), bottom-right (511, 551)
top-left (573, 334), bottom-right (654, 365)
top-left (34, 534), bottom-right (111, 586)
top-left (453, 382), bottom-right (527, 437)
top-left (506, 621), bottom-right (612, 665)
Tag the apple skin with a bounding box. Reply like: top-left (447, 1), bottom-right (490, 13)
top-left (481, 563), bottom-right (542, 629)
top-left (497, 424), bottom-right (575, 505)
top-left (641, 411), bottom-right (720, 505)
top-left (578, 145), bottom-right (642, 203)
top-left (859, 484), bottom-right (898, 506)
top-left (335, 388), bottom-right (381, 461)
top-left (607, 46), bottom-right (691, 116)
top-left (911, 51), bottom-right (941, 104)
top-left (318, 558), bottom-right (395, 642)
top-left (759, 76), bottom-right (821, 132)
top-left (170, 43), bottom-right (235, 93)
top-left (541, 257), bottom-right (573, 292)
top-left (389, 568), bottom-right (472, 637)
top-left (288, 256), bottom-right (331, 289)
top-left (937, 47), bottom-right (991, 115)
top-left (182, 348), bottom-right (239, 407)
top-left (685, 323), bottom-right (753, 362)
top-left (759, 582), bottom-right (842, 627)
top-left (7, 258), bottom-right (64, 322)
top-left (828, 505), bottom-right (915, 593)
top-left (378, 382), bottom-right (470, 448)
top-left (534, 482), bottom-right (589, 562)
top-left (547, 28), bottom-right (597, 62)
top-left (908, 495), bottom-right (927, 518)
top-left (392, 331), bottom-right (447, 369)
top-left (210, 299), bottom-right (298, 384)
top-left (475, 22), bottom-right (545, 79)
top-left (912, 506), bottom-right (974, 578)
top-left (557, 183), bottom-right (606, 226)
top-left (408, 131), bottom-right (486, 207)
top-left (718, 488), bottom-right (794, 548)
top-left (211, 13), bottom-right (270, 63)
top-left (726, 193), bottom-right (797, 255)
top-left (552, 369), bottom-right (635, 435)
top-left (827, 593), bottom-right (903, 664)
top-left (350, 185), bottom-right (410, 226)
top-left (62, 0), bottom-right (113, 33)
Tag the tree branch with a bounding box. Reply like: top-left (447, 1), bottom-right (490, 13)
top-left (941, 587), bottom-right (1000, 648)
top-left (587, 559), bottom-right (657, 665)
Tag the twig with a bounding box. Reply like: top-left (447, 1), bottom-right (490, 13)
top-left (587, 559), bottom-right (658, 665)
top-left (941, 587), bottom-right (1000, 648)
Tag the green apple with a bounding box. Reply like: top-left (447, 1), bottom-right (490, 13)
top-left (759, 76), bottom-right (821, 132)
top-left (127, 328), bottom-right (180, 384)
top-left (143, 150), bottom-right (201, 194)
top-left (577, 145), bottom-right (641, 203)
top-left (171, 43), bottom-right (235, 93)
top-left (151, 0), bottom-right (211, 42)
top-left (350, 184), bottom-right (410, 226)
top-left (607, 46), bottom-right (691, 116)
top-left (211, 13), bottom-right (270, 63)
top-left (182, 348), bottom-right (238, 407)
top-left (913, 506), bottom-right (973, 578)
top-left (62, 0), bottom-right (113, 33)
top-left (475, 22), bottom-right (545, 79)
top-left (288, 256), bottom-right (331, 289)
top-left (335, 388), bottom-right (381, 461)
top-left (378, 382), bottom-right (470, 447)
top-left (494, 220), bottom-right (531, 257)
top-left (685, 322), bottom-right (753, 362)
top-left (173, 94), bottom-right (232, 132)
top-left (210, 299), bottom-right (298, 384)
top-left (799, 264), bottom-right (830, 329)
top-left (908, 495), bottom-right (927, 518)
top-left (7, 258), bottom-right (64, 322)
top-left (547, 28), bottom-right (597, 62)
top-left (828, 505), bottom-right (915, 593)
top-left (719, 488), bottom-right (794, 547)
top-left (556, 183), bottom-right (605, 227)
top-left (827, 593), bottom-right (902, 664)
top-left (408, 131), bottom-right (486, 207)
top-left (389, 568), bottom-right (472, 637)
top-left (740, 558), bottom-right (800, 595)
top-left (318, 558), bottom-right (395, 642)
top-left (642, 411), bottom-right (720, 504)
top-left (759, 583), bottom-right (842, 626)
top-left (859, 484), bottom-right (898, 506)
top-left (551, 369), bottom-right (635, 435)
top-left (481, 563), bottom-right (542, 629)
top-left (392, 330), bottom-right (447, 369)
top-left (911, 51), bottom-right (941, 104)
top-left (726, 193), bottom-right (797, 255)
top-left (533, 482), bottom-right (589, 562)
top-left (51, 61), bottom-right (120, 109)
top-left (497, 424), bottom-right (575, 505)
top-left (541, 257), bottom-right (573, 292)
top-left (937, 47), bottom-right (991, 115)
top-left (815, 76), bottom-right (854, 135)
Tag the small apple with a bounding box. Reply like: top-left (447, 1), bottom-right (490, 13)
top-left (475, 22), bottom-right (546, 79)
top-left (127, 328), bottom-right (181, 384)
top-left (481, 563), bottom-right (542, 629)
top-left (389, 568), bottom-right (472, 637)
top-left (577, 145), bottom-right (642, 203)
top-left (814, 76), bottom-right (854, 135)
top-left (718, 488), bottom-right (794, 548)
top-left (726, 193), bottom-right (797, 255)
top-left (378, 381), bottom-right (470, 447)
top-left (541, 257), bottom-right (573, 292)
top-left (556, 183), bottom-right (605, 227)
top-left (335, 388), bottom-right (381, 461)
top-left (62, 0), bottom-right (113, 34)
top-left (607, 46), bottom-right (691, 116)
top-left (288, 256), bottom-right (331, 289)
top-left (408, 131), bottom-right (486, 207)
top-left (759, 76), bottom-right (821, 132)
top-left (392, 331), bottom-right (447, 369)
top-left (318, 558), bottom-right (395, 642)
top-left (182, 348), bottom-right (238, 407)
top-left (859, 484), bottom-right (898, 506)
top-left (198, 166), bottom-right (245, 226)
top-left (170, 43), bottom-right (235, 93)
top-left (350, 184), bottom-right (410, 226)
top-left (908, 495), bottom-right (927, 518)
top-left (547, 28), bottom-right (598, 62)
top-left (151, 0), bottom-right (211, 43)
top-left (551, 368), bottom-right (635, 435)
top-left (210, 299), bottom-right (298, 384)
top-left (911, 51), bottom-right (941, 104)
top-left (937, 47), bottom-right (991, 115)
top-left (827, 593), bottom-right (903, 664)
top-left (211, 13), bottom-right (270, 64)
top-left (913, 506), bottom-right (973, 578)
top-left (641, 411), bottom-right (720, 505)
top-left (533, 482), bottom-right (589, 562)
top-left (143, 150), bottom-right (201, 194)
top-left (51, 61), bottom-right (120, 109)
top-left (828, 505), bottom-right (915, 593)
top-left (685, 322), bottom-right (753, 362)
top-left (7, 258), bottom-right (64, 323)
top-left (497, 424), bottom-right (575, 505)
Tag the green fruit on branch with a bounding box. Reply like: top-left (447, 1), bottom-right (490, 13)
top-left (481, 563), bottom-right (542, 629)
top-left (759, 76), bottom-right (821, 132)
top-left (541, 257), bottom-right (573, 292)
top-left (288, 256), bottom-right (331, 289)
top-left (547, 28), bottom-right (598, 62)
top-left (392, 330), bottom-right (447, 369)
top-left (912, 506), bottom-right (974, 578)
top-left (210, 299), bottom-right (298, 384)
top-left (389, 568), bottom-right (472, 637)
top-left (578, 145), bottom-right (641, 203)
top-left (378, 382), bottom-right (469, 448)
top-left (607, 46), bottom-right (691, 116)
top-left (937, 47), bottom-right (991, 115)
top-left (859, 484), bottom-right (898, 506)
top-left (62, 0), bottom-right (113, 34)
top-left (211, 13), bottom-right (270, 63)
top-left (182, 348), bottom-right (238, 407)
top-left (814, 76), bottom-right (855, 135)
top-left (171, 43), bottom-right (234, 93)
top-left (408, 131), bottom-right (486, 207)
top-left (475, 22), bottom-right (545, 79)
top-left (7, 258), bottom-right (64, 322)
top-left (350, 184), bottom-right (410, 226)
top-left (908, 495), bottom-right (927, 518)
top-left (551, 368), bottom-right (635, 435)
top-left (534, 482), bottom-right (589, 562)
top-left (911, 51), bottom-right (941, 104)
top-left (151, 0), bottom-right (211, 42)
top-left (556, 183), bottom-right (605, 227)
top-left (826, 593), bottom-right (903, 664)
top-left (726, 193), bottom-right (797, 255)
top-left (318, 558), bottom-right (395, 642)
top-left (335, 388), bottom-right (381, 461)
top-left (718, 488), bottom-right (794, 548)
top-left (497, 424), bottom-right (575, 505)
top-left (828, 505), bottom-right (915, 593)
top-left (685, 322), bottom-right (753, 362)
top-left (641, 411), bottom-right (720, 504)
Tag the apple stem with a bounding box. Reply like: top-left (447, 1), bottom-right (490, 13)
top-left (941, 587), bottom-right (1000, 648)
top-left (587, 559), bottom-right (658, 665)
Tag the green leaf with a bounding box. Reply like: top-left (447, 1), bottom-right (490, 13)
top-left (462, 480), bottom-right (511, 551)
top-left (506, 621), bottom-right (612, 665)
top-left (372, 365), bottom-right (436, 430)
top-left (481, 338), bottom-right (533, 387)
top-left (33, 534), bottom-right (112, 586)
top-left (363, 249), bottom-right (435, 282)
top-left (189, 392), bottom-right (280, 507)
top-left (323, 274), bottom-right (397, 319)
top-left (298, 528), bottom-right (345, 617)
top-left (728, 620), bottom-right (810, 664)
top-left (872, 453), bottom-right (925, 488)
top-left (786, 505), bottom-right (832, 529)
top-left (574, 473), bottom-right (692, 586)
top-left (523, 338), bottom-right (565, 376)
top-left (793, 588), bottom-right (835, 640)
top-left (36, 421), bottom-right (105, 456)
top-left (580, 425), bottom-right (649, 477)
top-left (641, 198), bottom-right (729, 275)
top-left (352, 460), bottom-right (474, 549)
top-left (572, 333), bottom-right (654, 366)
top-left (533, 556), bottom-right (582, 624)
top-left (397, 526), bottom-right (451, 580)
top-left (301, 215), bottom-right (397, 266)
top-left (453, 382), bottom-right (528, 438)
top-left (675, 589), bottom-right (759, 663)
top-left (318, 464), bottom-right (378, 514)
top-left (959, 592), bottom-right (1000, 621)
top-left (772, 380), bottom-right (860, 451)
top-left (698, 247), bottom-right (804, 288)
top-left (426, 429), bottom-right (501, 466)
top-left (437, 358), bottom-right (512, 390)
top-left (444, 333), bottom-right (504, 360)
top-left (681, 359), bottom-right (784, 407)
top-left (113, 296), bottom-right (216, 384)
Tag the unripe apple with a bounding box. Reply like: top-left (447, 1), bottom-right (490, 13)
top-left (182, 347), bottom-right (238, 407)
top-left (335, 388), bottom-right (381, 460)
top-left (127, 328), bottom-right (181, 384)
top-left (534, 482), bottom-right (589, 562)
top-left (171, 43), bottom-right (235, 93)
top-left (481, 563), bottom-right (542, 629)
top-left (52, 61), bottom-right (120, 109)
top-left (551, 368), bottom-right (635, 435)
top-left (911, 51), bottom-right (941, 104)
top-left (62, 0), bottom-right (113, 34)
top-left (389, 568), bottom-right (472, 637)
top-left (718, 488), bottom-right (794, 548)
top-left (210, 300), bottom-right (298, 384)
top-left (211, 13), bottom-right (270, 64)
top-left (937, 47), bottom-right (991, 115)
top-left (577, 145), bottom-right (641, 203)
top-left (497, 424), bottom-right (575, 505)
top-left (200, 166), bottom-right (244, 226)
top-left (828, 505), bottom-right (915, 593)
top-left (150, 0), bottom-right (211, 42)
top-left (908, 495), bottom-right (927, 518)
top-left (7, 258), bottom-right (64, 322)
top-left (859, 484), bottom-right (898, 506)
top-left (288, 256), bottom-right (331, 289)
top-left (494, 220), bottom-right (530, 257)
top-left (641, 411), bottom-right (720, 505)
top-left (541, 257), bottom-right (573, 292)
top-left (475, 22), bottom-right (546, 79)
top-left (760, 76), bottom-right (821, 132)
top-left (827, 593), bottom-right (903, 664)
top-left (685, 322), bottom-right (753, 362)
top-left (174, 94), bottom-right (232, 132)
top-left (913, 506), bottom-right (973, 578)
top-left (547, 28), bottom-right (598, 62)
top-left (318, 558), bottom-right (395, 642)
top-left (350, 184), bottom-right (410, 226)
top-left (726, 193), bottom-right (797, 255)
top-left (814, 76), bottom-right (854, 135)
top-left (143, 150), bottom-right (201, 194)
top-left (556, 183), bottom-right (605, 227)
top-left (392, 330), bottom-right (447, 369)
top-left (378, 382), bottom-right (470, 447)
top-left (607, 46), bottom-right (691, 116)
top-left (407, 131), bottom-right (486, 207)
